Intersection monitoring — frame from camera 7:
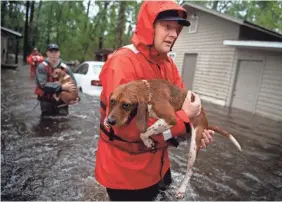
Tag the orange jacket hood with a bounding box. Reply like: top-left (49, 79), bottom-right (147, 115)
top-left (132, 0), bottom-right (187, 56)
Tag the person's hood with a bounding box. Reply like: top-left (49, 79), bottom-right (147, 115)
top-left (132, 0), bottom-right (187, 63)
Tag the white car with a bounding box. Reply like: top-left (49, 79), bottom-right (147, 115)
top-left (73, 61), bottom-right (105, 97)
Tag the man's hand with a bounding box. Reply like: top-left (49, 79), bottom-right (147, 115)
top-left (182, 90), bottom-right (201, 119)
top-left (62, 82), bottom-right (76, 92)
top-left (200, 129), bottom-right (215, 148)
top-left (182, 91), bottom-right (215, 148)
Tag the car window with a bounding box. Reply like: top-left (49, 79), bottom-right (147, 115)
top-left (92, 64), bottom-right (103, 75)
top-left (76, 64), bottom-right (89, 75)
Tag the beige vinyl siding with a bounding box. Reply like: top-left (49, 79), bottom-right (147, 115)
top-left (173, 10), bottom-right (239, 103)
top-left (256, 53), bottom-right (282, 120)
top-left (236, 49), bottom-right (282, 121)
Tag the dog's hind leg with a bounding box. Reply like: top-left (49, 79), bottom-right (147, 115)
top-left (175, 125), bottom-right (202, 198)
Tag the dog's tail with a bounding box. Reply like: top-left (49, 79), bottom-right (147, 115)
top-left (208, 125), bottom-right (242, 151)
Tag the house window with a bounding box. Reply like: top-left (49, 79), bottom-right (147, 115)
top-left (188, 15), bottom-right (199, 33)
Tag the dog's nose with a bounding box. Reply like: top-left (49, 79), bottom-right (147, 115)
top-left (107, 117), bottom-right (116, 125)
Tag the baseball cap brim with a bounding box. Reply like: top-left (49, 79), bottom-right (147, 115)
top-left (47, 44), bottom-right (60, 51)
top-left (158, 17), bottom-right (191, 27)
top-left (47, 48), bottom-right (59, 51)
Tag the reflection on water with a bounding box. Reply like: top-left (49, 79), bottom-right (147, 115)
top-left (1, 66), bottom-right (282, 201)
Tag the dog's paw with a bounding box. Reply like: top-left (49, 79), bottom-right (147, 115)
top-left (140, 134), bottom-right (155, 149)
top-left (144, 138), bottom-right (155, 149)
top-left (175, 189), bottom-right (185, 199)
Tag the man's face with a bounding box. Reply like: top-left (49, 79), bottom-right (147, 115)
top-left (46, 49), bottom-right (60, 63)
top-left (153, 20), bottom-right (182, 54)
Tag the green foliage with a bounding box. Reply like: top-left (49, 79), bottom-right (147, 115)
top-left (185, 0), bottom-right (282, 34)
top-left (1, 0), bottom-right (281, 61)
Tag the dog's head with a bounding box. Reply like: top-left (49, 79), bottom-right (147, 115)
top-left (52, 68), bottom-right (66, 80)
top-left (105, 81), bottom-right (148, 132)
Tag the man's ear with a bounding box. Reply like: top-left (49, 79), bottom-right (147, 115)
top-left (136, 103), bottom-right (148, 133)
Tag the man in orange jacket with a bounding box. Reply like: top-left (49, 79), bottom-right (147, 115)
top-left (27, 48), bottom-right (44, 79)
top-left (95, 1), bottom-right (215, 201)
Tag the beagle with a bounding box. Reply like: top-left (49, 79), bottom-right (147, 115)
top-left (52, 68), bottom-right (79, 107)
top-left (105, 79), bottom-right (242, 198)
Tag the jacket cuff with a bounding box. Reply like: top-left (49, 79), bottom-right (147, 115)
top-left (176, 110), bottom-right (190, 123)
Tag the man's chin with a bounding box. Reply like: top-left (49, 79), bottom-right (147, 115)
top-left (157, 47), bottom-right (169, 54)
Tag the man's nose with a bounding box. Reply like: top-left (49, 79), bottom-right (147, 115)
top-left (169, 28), bottom-right (178, 38)
top-left (107, 117), bottom-right (116, 125)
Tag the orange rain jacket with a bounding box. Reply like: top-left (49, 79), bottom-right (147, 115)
top-left (95, 0), bottom-right (190, 190)
top-left (27, 52), bottom-right (44, 78)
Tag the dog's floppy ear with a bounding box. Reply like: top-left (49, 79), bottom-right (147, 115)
top-left (136, 103), bottom-right (148, 133)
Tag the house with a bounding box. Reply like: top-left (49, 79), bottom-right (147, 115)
top-left (1, 26), bottom-right (22, 66)
top-left (171, 3), bottom-right (282, 121)
top-left (93, 48), bottom-right (114, 62)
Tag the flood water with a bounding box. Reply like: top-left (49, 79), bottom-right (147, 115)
top-left (1, 65), bottom-right (282, 201)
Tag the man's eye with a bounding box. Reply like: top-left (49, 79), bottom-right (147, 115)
top-left (122, 103), bottom-right (131, 110)
top-left (163, 24), bottom-right (170, 29)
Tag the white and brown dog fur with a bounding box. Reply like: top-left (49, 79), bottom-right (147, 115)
top-left (52, 68), bottom-right (79, 107)
top-left (105, 79), bottom-right (242, 198)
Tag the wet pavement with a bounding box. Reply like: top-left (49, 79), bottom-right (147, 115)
top-left (1, 65), bottom-right (282, 201)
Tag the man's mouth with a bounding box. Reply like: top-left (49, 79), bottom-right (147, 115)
top-left (164, 41), bottom-right (173, 46)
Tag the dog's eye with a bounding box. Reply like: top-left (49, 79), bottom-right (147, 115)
top-left (122, 103), bottom-right (131, 110)
top-left (110, 99), bottom-right (115, 105)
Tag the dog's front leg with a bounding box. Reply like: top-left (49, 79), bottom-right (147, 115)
top-left (140, 119), bottom-right (173, 148)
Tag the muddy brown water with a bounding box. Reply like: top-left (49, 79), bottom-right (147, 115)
top-left (1, 65), bottom-right (282, 201)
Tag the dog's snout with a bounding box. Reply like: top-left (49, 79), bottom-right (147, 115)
top-left (107, 117), bottom-right (116, 125)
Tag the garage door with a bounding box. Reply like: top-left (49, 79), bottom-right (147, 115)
top-left (231, 60), bottom-right (264, 112)
top-left (182, 54), bottom-right (197, 90)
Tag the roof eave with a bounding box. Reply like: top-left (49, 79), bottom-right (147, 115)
top-left (182, 2), bottom-right (282, 40)
top-left (1, 26), bottom-right (22, 37)
top-left (223, 40), bottom-right (282, 51)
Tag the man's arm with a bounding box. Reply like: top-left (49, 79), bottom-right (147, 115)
top-left (161, 61), bottom-right (191, 140)
top-left (36, 64), bottom-right (61, 94)
top-left (168, 61), bottom-right (214, 148)
top-left (27, 55), bottom-right (33, 65)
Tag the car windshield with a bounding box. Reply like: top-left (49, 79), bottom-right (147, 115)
top-left (92, 64), bottom-right (103, 75)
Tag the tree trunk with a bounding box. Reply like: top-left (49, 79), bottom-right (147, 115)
top-left (1, 1), bottom-right (7, 26)
top-left (116, 1), bottom-right (126, 48)
top-left (56, 2), bottom-right (65, 44)
top-left (82, 0), bottom-right (91, 61)
top-left (23, 0), bottom-right (30, 63)
top-left (29, 0), bottom-right (35, 24)
top-left (29, 0), bottom-right (35, 49)
top-left (212, 1), bottom-right (219, 10)
top-left (32, 0), bottom-right (42, 48)
top-left (37, 0), bottom-right (43, 19)
top-left (47, 2), bottom-right (53, 45)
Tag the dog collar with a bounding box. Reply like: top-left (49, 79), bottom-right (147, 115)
top-left (142, 80), bottom-right (152, 103)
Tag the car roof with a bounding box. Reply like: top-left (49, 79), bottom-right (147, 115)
top-left (83, 61), bottom-right (105, 65)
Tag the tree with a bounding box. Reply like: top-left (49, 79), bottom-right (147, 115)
top-left (116, 1), bottom-right (126, 48)
top-left (23, 0), bottom-right (30, 62)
